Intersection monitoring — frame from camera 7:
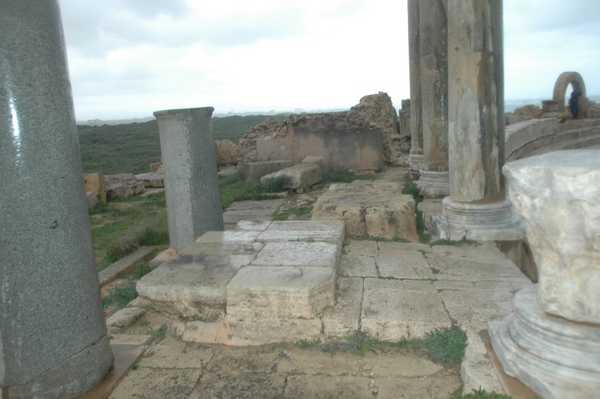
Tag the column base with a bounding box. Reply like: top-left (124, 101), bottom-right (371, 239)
top-left (432, 197), bottom-right (523, 241)
top-left (488, 285), bottom-right (600, 399)
top-left (407, 152), bottom-right (426, 171)
top-left (417, 170), bottom-right (449, 196)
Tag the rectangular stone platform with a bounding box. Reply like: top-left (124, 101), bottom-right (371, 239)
top-left (137, 220), bottom-right (345, 345)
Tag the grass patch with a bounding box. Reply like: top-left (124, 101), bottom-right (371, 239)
top-left (219, 174), bottom-right (288, 209)
top-left (295, 327), bottom-right (468, 368)
top-left (430, 239), bottom-right (463, 246)
top-left (416, 208), bottom-right (432, 244)
top-left (459, 388), bottom-right (515, 399)
top-left (132, 263), bottom-right (152, 279)
top-left (321, 172), bottom-right (376, 185)
top-left (421, 325), bottom-right (468, 368)
top-left (102, 283), bottom-right (138, 310)
top-left (272, 203), bottom-right (313, 221)
top-left (147, 324), bottom-right (167, 341)
top-left (401, 182), bottom-right (423, 204)
top-left (90, 196), bottom-right (169, 271)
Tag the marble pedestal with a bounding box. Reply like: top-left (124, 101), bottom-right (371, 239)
top-left (432, 197), bottom-right (523, 241)
top-left (408, 152), bottom-right (425, 172)
top-left (489, 285), bottom-right (600, 399)
top-left (417, 170), bottom-right (449, 196)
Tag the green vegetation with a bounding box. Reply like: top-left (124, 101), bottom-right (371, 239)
top-left (132, 262), bottom-right (153, 279)
top-left (102, 283), bottom-right (138, 310)
top-left (89, 192), bottom-right (169, 271)
top-left (402, 182), bottom-right (431, 244)
top-left (321, 172), bottom-right (376, 185)
top-left (78, 114), bottom-right (289, 175)
top-left (421, 325), bottom-right (468, 367)
top-left (219, 174), bottom-right (289, 209)
top-left (273, 202), bottom-right (314, 221)
top-left (457, 389), bottom-right (515, 399)
top-left (147, 324), bottom-right (168, 341)
top-left (296, 326), bottom-right (468, 368)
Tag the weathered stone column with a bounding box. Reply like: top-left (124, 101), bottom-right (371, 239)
top-left (433, 0), bottom-right (521, 240)
top-left (489, 150), bottom-right (600, 398)
top-left (417, 0), bottom-right (450, 196)
top-left (154, 107), bottom-right (224, 250)
top-left (407, 0), bottom-right (425, 171)
top-left (0, 1), bottom-right (114, 397)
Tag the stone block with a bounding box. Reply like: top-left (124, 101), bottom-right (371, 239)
top-left (178, 241), bottom-right (263, 257)
top-left (301, 155), bottom-right (326, 171)
top-left (361, 279), bottom-right (451, 340)
top-left (215, 139), bottom-right (239, 165)
top-left (323, 278), bottom-right (363, 338)
top-left (228, 317), bottom-right (323, 343)
top-left (137, 253), bottom-right (251, 322)
top-left (135, 172), bottom-right (164, 188)
top-left (376, 247), bottom-right (433, 279)
top-left (503, 150), bottom-right (600, 323)
top-left (226, 266), bottom-right (336, 319)
top-left (86, 191), bottom-right (98, 208)
top-left (196, 230), bottom-right (261, 243)
top-left (106, 307), bottom-right (146, 328)
top-left (84, 172), bottom-right (107, 203)
top-left (239, 160), bottom-right (293, 182)
top-left (251, 241), bottom-right (338, 268)
top-left (340, 254), bottom-right (377, 277)
top-left (260, 163), bottom-right (323, 191)
top-left (344, 239), bottom-right (378, 256)
top-left (150, 161), bottom-right (163, 172)
top-left (312, 180), bottom-right (418, 241)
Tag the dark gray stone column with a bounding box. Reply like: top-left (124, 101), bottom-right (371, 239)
top-left (154, 107), bottom-right (224, 250)
top-left (407, 0), bottom-right (425, 171)
top-left (417, 0), bottom-right (450, 196)
top-left (433, 0), bottom-right (522, 241)
top-left (0, 1), bottom-right (113, 397)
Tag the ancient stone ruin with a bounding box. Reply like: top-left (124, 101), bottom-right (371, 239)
top-left (238, 92), bottom-right (405, 172)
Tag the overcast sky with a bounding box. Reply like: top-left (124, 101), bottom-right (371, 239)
top-left (57, 0), bottom-right (600, 121)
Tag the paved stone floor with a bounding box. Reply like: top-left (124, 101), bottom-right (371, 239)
top-left (104, 238), bottom-right (532, 398)
top-left (100, 166), bottom-right (536, 398)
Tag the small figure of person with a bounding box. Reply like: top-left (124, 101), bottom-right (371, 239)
top-left (569, 90), bottom-right (581, 119)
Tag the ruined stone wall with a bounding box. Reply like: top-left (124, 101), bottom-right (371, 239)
top-left (238, 93), bottom-right (400, 167)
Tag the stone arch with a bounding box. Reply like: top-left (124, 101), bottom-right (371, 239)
top-left (552, 71), bottom-right (587, 112)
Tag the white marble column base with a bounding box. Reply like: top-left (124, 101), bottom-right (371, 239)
top-left (488, 285), bottom-right (600, 399)
top-left (431, 197), bottom-right (523, 241)
top-left (408, 152), bottom-right (426, 172)
top-left (417, 170), bottom-right (449, 196)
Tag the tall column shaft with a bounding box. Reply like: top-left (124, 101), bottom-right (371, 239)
top-left (433, 0), bottom-right (522, 241)
top-left (0, 1), bottom-right (113, 397)
top-left (417, 0), bottom-right (450, 196)
top-left (407, 0), bottom-right (425, 171)
top-left (154, 107), bottom-right (224, 250)
top-left (448, 0), bottom-right (504, 203)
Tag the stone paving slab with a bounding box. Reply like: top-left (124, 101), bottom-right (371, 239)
top-left (285, 375), bottom-right (375, 399)
top-left (179, 240), bottom-right (264, 257)
top-left (361, 279), bottom-right (451, 340)
top-left (196, 230), bottom-right (262, 243)
top-left (323, 277), bottom-right (363, 338)
top-left (108, 367), bottom-right (201, 399)
top-left (191, 373), bottom-right (286, 399)
top-left (344, 239), bottom-right (378, 256)
top-left (251, 241), bottom-right (338, 267)
top-left (427, 256), bottom-right (528, 281)
top-left (376, 248), bottom-right (434, 279)
top-left (340, 254), bottom-right (378, 277)
top-left (228, 317), bottom-right (324, 343)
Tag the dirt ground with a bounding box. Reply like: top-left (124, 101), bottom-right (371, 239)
top-left (108, 321), bottom-right (462, 399)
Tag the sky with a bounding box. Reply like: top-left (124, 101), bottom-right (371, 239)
top-left (57, 0), bottom-right (600, 121)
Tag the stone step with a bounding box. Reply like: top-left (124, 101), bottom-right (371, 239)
top-left (137, 220), bottom-right (345, 345)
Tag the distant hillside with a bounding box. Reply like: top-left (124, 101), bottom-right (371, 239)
top-left (78, 114), bottom-right (289, 175)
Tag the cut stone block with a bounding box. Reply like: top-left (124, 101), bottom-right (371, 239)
top-left (135, 172), bottom-right (164, 188)
top-left (251, 241), bottom-right (338, 268)
top-left (227, 266), bottom-right (336, 319)
top-left (239, 160), bottom-right (293, 182)
top-left (340, 254), bottom-right (378, 277)
top-left (236, 220), bottom-right (272, 231)
top-left (344, 239), bottom-right (378, 257)
top-left (361, 279), bottom-right (451, 339)
top-left (137, 254), bottom-right (251, 322)
top-left (324, 278), bottom-right (363, 338)
top-left (178, 241), bottom-right (263, 257)
top-left (196, 230), bottom-right (261, 243)
top-left (106, 307), bottom-right (146, 328)
top-left (260, 163), bottom-right (323, 190)
top-left (312, 180), bottom-right (418, 241)
top-left (427, 256), bottom-right (528, 282)
top-left (301, 155), bottom-right (326, 171)
top-left (228, 317), bottom-right (323, 343)
top-left (376, 248), bottom-right (433, 279)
